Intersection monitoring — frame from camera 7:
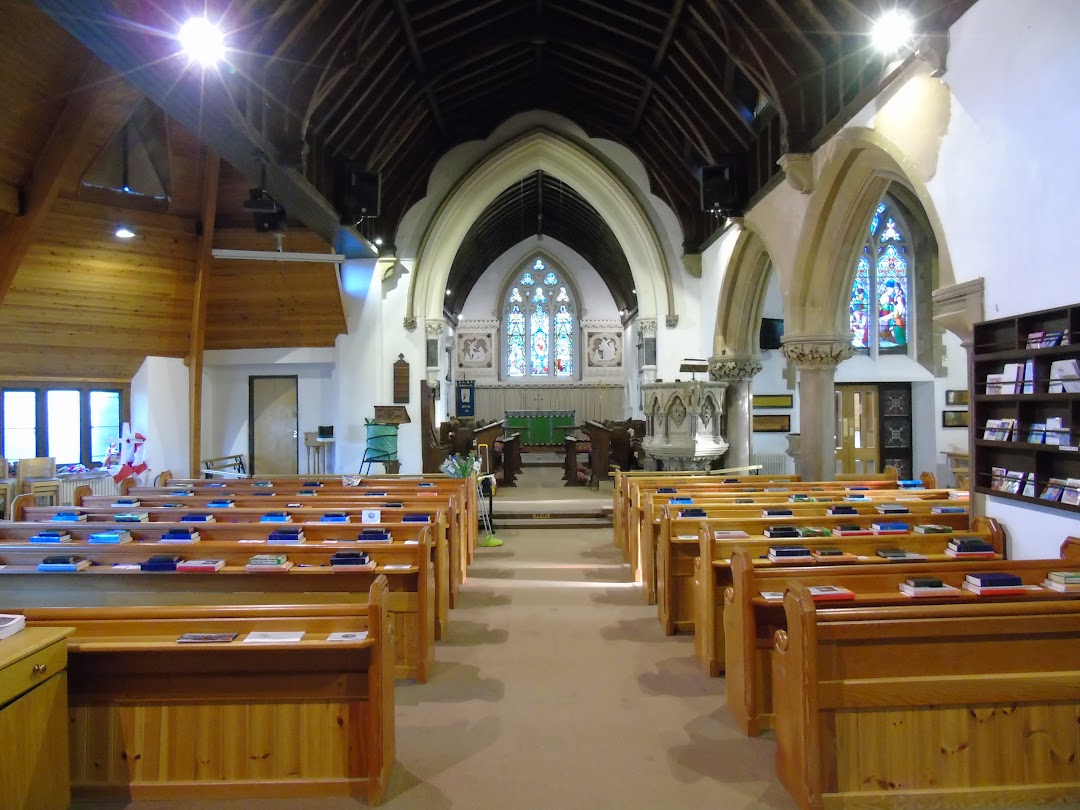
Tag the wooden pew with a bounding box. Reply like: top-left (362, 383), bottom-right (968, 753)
top-left (19, 503), bottom-right (453, 641)
top-left (689, 515), bottom-right (1002, 668)
top-left (657, 500), bottom-right (975, 634)
top-left (563, 434), bottom-right (587, 486)
top-left (772, 581), bottom-right (1080, 810)
top-left (724, 545), bottom-right (1077, 737)
top-left (578, 421), bottom-right (613, 490)
top-left (10, 579), bottom-right (394, 803)
top-left (0, 522), bottom-right (435, 682)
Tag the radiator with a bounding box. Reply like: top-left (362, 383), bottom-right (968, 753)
top-left (58, 475), bottom-right (120, 505)
top-left (752, 454), bottom-right (792, 476)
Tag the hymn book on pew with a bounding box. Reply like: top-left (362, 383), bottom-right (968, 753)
top-left (1043, 572), bottom-right (1080, 592)
top-left (30, 530), bottom-right (71, 543)
top-left (38, 555), bottom-right (90, 572)
top-left (243, 631), bottom-right (306, 643)
top-left (808, 585), bottom-right (856, 601)
top-left (899, 577), bottom-right (961, 597)
top-left (52, 511), bottom-right (86, 522)
top-left (177, 632), bottom-right (238, 643)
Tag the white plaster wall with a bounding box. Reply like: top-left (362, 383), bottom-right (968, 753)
top-left (200, 348), bottom-right (336, 474)
top-left (750, 270), bottom-right (797, 469)
top-left (130, 356), bottom-right (190, 479)
top-left (699, 225), bottom-right (740, 355)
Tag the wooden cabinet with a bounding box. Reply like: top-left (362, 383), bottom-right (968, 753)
top-left (971, 303), bottom-right (1080, 512)
top-left (0, 627), bottom-right (72, 810)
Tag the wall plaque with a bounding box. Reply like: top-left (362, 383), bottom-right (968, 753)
top-left (393, 354), bottom-right (410, 403)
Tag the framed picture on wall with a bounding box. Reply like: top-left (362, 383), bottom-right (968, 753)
top-left (754, 394), bottom-right (793, 409)
top-left (752, 414), bottom-right (791, 433)
top-left (942, 410), bottom-right (969, 428)
top-left (945, 390), bottom-right (969, 407)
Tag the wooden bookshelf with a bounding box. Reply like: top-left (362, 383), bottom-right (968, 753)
top-left (971, 303), bottom-right (1080, 512)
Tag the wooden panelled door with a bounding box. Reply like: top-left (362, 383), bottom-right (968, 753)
top-left (835, 384), bottom-right (879, 476)
top-left (249, 376), bottom-right (298, 475)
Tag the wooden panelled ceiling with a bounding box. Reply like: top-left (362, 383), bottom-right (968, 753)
top-left (447, 171), bottom-right (634, 317)
top-left (35, 0), bottom-right (977, 256)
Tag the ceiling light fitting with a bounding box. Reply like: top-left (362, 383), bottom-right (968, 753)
top-left (115, 225), bottom-right (135, 239)
top-left (179, 18), bottom-right (226, 67)
top-left (871, 9), bottom-right (916, 55)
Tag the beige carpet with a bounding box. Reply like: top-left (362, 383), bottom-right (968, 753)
top-left (74, 522), bottom-right (794, 810)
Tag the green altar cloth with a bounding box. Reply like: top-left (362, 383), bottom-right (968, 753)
top-left (505, 410), bottom-right (576, 446)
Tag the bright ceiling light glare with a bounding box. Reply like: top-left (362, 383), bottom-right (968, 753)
top-left (374, 237), bottom-right (384, 246)
top-left (179, 17), bottom-right (226, 67)
top-left (871, 9), bottom-right (916, 55)
top-left (115, 226), bottom-right (135, 239)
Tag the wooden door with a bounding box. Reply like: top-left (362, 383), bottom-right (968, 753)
top-left (249, 376), bottom-right (298, 475)
top-left (835, 384), bottom-right (879, 476)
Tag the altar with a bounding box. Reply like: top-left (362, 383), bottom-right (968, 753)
top-left (505, 410), bottom-right (576, 446)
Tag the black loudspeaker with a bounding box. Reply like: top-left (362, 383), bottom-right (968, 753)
top-left (335, 163), bottom-right (380, 222)
top-left (701, 158), bottom-right (745, 213)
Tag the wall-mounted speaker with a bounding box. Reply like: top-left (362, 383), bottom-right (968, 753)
top-left (334, 163), bottom-right (380, 222)
top-left (701, 157), bottom-right (745, 214)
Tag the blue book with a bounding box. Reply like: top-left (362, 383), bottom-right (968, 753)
top-left (206, 482), bottom-right (227, 488)
top-left (302, 481), bottom-right (324, 488)
top-left (180, 514), bottom-right (214, 523)
top-left (260, 513), bottom-right (292, 523)
top-left (206, 500), bottom-right (235, 508)
top-left (88, 531), bottom-right (131, 544)
top-left (657, 487), bottom-right (676, 494)
top-left (38, 560), bottom-right (90, 572)
top-left (418, 482), bottom-right (435, 488)
top-left (252, 491), bottom-right (275, 496)
top-left (167, 491), bottom-right (193, 497)
top-left (161, 529), bottom-right (198, 540)
top-left (966, 572), bottom-right (1023, 587)
top-left (30, 532), bottom-right (71, 543)
top-left (402, 514), bottom-right (430, 523)
top-left (253, 481), bottom-right (274, 487)
top-left (668, 497), bottom-right (693, 505)
top-left (52, 511), bottom-right (85, 522)
top-left (872, 521), bottom-right (910, 531)
top-left (679, 509), bottom-right (707, 518)
top-left (357, 530), bottom-right (392, 543)
top-left (898, 479), bottom-right (925, 488)
top-left (932, 506), bottom-right (967, 514)
top-left (367, 491), bottom-right (387, 496)
top-left (321, 513), bottom-right (350, 523)
top-left (297, 490), bottom-right (317, 496)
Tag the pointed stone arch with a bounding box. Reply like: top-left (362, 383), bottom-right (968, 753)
top-left (787, 127), bottom-right (956, 338)
top-left (713, 227), bottom-right (775, 358)
top-left (407, 128), bottom-right (674, 328)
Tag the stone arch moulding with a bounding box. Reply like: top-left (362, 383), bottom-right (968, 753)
top-left (406, 128), bottom-right (675, 329)
top-left (787, 127), bottom-right (956, 338)
top-left (713, 227), bottom-right (774, 358)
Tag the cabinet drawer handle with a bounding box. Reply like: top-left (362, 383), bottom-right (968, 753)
top-left (31, 663), bottom-right (47, 676)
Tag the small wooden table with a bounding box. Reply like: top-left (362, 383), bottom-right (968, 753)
top-left (942, 450), bottom-right (970, 488)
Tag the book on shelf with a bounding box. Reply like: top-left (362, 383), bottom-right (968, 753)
top-left (762, 508), bottom-right (792, 517)
top-left (1049, 359), bottom-right (1080, 394)
top-left (875, 504), bottom-right (910, 514)
top-left (1039, 478), bottom-right (1067, 502)
top-left (88, 531), bottom-right (132, 544)
top-left (914, 524), bottom-right (951, 534)
top-left (326, 631), bottom-right (368, 642)
top-left (759, 591), bottom-right (785, 601)
top-left (834, 525), bottom-right (874, 536)
top-left (713, 530), bottom-right (750, 539)
top-left (764, 526), bottom-right (800, 539)
top-left (1023, 476), bottom-right (1037, 497)
top-left (180, 513), bottom-right (215, 523)
top-left (871, 521), bottom-right (910, 533)
top-left (811, 547), bottom-right (859, 562)
top-left (945, 548), bottom-right (996, 559)
top-left (301, 481), bottom-right (325, 488)
top-left (247, 553), bottom-right (289, 565)
top-left (206, 500), bottom-right (235, 508)
top-left (297, 490), bottom-right (317, 496)
top-left (826, 506), bottom-right (858, 516)
top-left (897, 479), bottom-right (926, 489)
top-left (767, 545), bottom-right (813, 559)
top-left (402, 514), bottom-right (430, 523)
top-left (1062, 478), bottom-right (1080, 507)
top-left (1023, 358), bottom-right (1036, 394)
top-left (1027, 423), bottom-right (1047, 443)
top-left (667, 497), bottom-right (692, 504)
top-left (176, 559), bottom-right (226, 572)
top-left (948, 537), bottom-right (995, 552)
top-left (843, 494), bottom-right (871, 502)
top-left (252, 481), bottom-right (274, 487)
top-left (357, 530), bottom-right (393, 543)
top-left (115, 512), bottom-right (150, 522)
top-left (0, 614), bottom-right (26, 640)
top-left (1041, 579), bottom-right (1080, 593)
top-left (962, 581), bottom-right (1032, 595)
top-left (678, 509), bottom-right (706, 518)
top-left (931, 505), bottom-right (967, 514)
top-left (797, 527), bottom-right (832, 538)
top-left (1045, 417), bottom-right (1068, 446)
top-left (1026, 330), bottom-right (1046, 348)
top-left (159, 529), bottom-right (200, 543)
top-left (1048, 571), bottom-right (1080, 584)
top-left (808, 585), bottom-right (856, 601)
top-left (1040, 330), bottom-right (1067, 347)
top-left (321, 512), bottom-right (351, 523)
top-left (330, 551), bottom-right (375, 570)
top-left (788, 494), bottom-right (812, 502)
top-left (205, 482), bottom-right (227, 488)
top-left (51, 511), bottom-right (85, 522)
top-left (875, 548), bottom-right (927, 561)
top-left (984, 373), bottom-right (1006, 396)
top-left (245, 560), bottom-right (294, 572)
top-left (177, 632), bottom-right (238, 643)
top-left (899, 578), bottom-right (962, 597)
top-left (112, 498), bottom-right (141, 507)
top-left (141, 554), bottom-right (182, 572)
top-left (242, 631), bottom-right (305, 643)
top-left (260, 512), bottom-right (293, 523)
top-left (29, 530), bottom-right (71, 543)
top-left (37, 556), bottom-right (90, 572)
top-left (268, 529), bottom-right (306, 544)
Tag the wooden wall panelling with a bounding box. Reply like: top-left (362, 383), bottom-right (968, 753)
top-left (205, 228), bottom-right (347, 350)
top-left (0, 197), bottom-right (197, 379)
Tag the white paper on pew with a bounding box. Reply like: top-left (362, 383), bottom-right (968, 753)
top-left (404, 539), bottom-right (419, 545)
top-left (381, 564), bottom-right (413, 570)
top-left (327, 631), bottom-right (368, 642)
top-left (760, 592), bottom-right (784, 601)
top-left (676, 535), bottom-right (698, 540)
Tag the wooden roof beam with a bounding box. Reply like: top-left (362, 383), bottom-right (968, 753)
top-left (0, 181), bottom-right (19, 216)
top-left (391, 0), bottom-right (446, 134)
top-left (631, 0), bottom-right (686, 132)
top-left (0, 59), bottom-right (140, 306)
top-left (188, 150), bottom-right (219, 475)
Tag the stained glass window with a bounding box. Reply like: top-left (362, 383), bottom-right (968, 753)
top-left (504, 257), bottom-right (576, 379)
top-left (850, 198), bottom-right (911, 355)
top-left (553, 306), bottom-right (573, 376)
top-left (507, 306), bottom-right (526, 376)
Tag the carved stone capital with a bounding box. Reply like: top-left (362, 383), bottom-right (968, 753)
top-left (403, 316), bottom-right (418, 332)
top-left (665, 314), bottom-right (679, 329)
top-left (681, 253), bottom-right (702, 279)
top-left (932, 277), bottom-right (983, 346)
top-left (425, 319), bottom-right (446, 338)
top-left (638, 319), bottom-right (657, 338)
top-left (777, 153), bottom-right (815, 194)
top-left (708, 356), bottom-right (763, 381)
top-left (780, 336), bottom-right (854, 369)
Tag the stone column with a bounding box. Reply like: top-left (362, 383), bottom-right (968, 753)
top-left (709, 356), bottom-right (762, 469)
top-left (780, 336), bottom-right (854, 481)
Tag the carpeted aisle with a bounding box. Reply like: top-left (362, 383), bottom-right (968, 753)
top-left (74, 524), bottom-right (795, 809)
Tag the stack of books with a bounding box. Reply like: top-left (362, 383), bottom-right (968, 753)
top-left (51, 511), bottom-right (86, 522)
top-left (762, 508), bottom-right (793, 517)
top-left (206, 499), bottom-right (235, 508)
top-left (931, 505), bottom-right (967, 514)
top-left (945, 537), bottom-right (996, 558)
top-left (403, 514), bottom-right (430, 523)
top-left (115, 511), bottom-right (150, 522)
top-left (357, 529), bottom-right (393, 543)
top-left (875, 504), bottom-right (909, 515)
top-left (260, 512), bottom-right (293, 523)
top-left (962, 572), bottom-right (1027, 595)
top-left (983, 418), bottom-right (1018, 441)
top-left (826, 505), bottom-right (858, 516)
top-left (176, 559), bottom-right (226, 572)
top-left (245, 553), bottom-right (293, 572)
top-left (764, 525), bottom-right (800, 539)
top-left (713, 530), bottom-right (749, 539)
top-left (843, 494), bottom-right (871, 502)
top-left (29, 530), bottom-right (71, 543)
top-left (302, 481), bottom-right (325, 488)
top-left (876, 548), bottom-right (926, 561)
top-left (897, 479), bottom-right (925, 489)
top-left (914, 523), bottom-right (951, 534)
top-left (834, 525), bottom-right (874, 536)
top-left (990, 468), bottom-right (1028, 495)
top-left (1046, 417), bottom-right (1070, 446)
top-left (871, 521), bottom-right (910, 534)
top-left (159, 528), bottom-right (200, 543)
top-left (668, 497), bottom-right (692, 505)
top-left (166, 490), bottom-right (193, 497)
top-left (112, 498), bottom-right (141, 507)
top-left (811, 547), bottom-right (858, 563)
top-left (88, 530), bottom-right (132, 544)
top-left (141, 554), bottom-right (181, 572)
top-left (1039, 478), bottom-right (1069, 502)
top-left (808, 585), bottom-right (856, 601)
top-left (767, 545), bottom-right (813, 563)
top-left (678, 508), bottom-right (706, 518)
top-left (1042, 571), bottom-right (1080, 592)
top-left (252, 481), bottom-right (274, 488)
top-left (180, 513), bottom-right (216, 523)
top-left (320, 512), bottom-right (351, 523)
top-left (899, 576), bottom-right (961, 597)
top-left (38, 555), bottom-right (90, 572)
top-left (797, 526), bottom-right (832, 538)
top-left (329, 551), bottom-right (376, 571)
top-left (268, 528), bottom-right (306, 545)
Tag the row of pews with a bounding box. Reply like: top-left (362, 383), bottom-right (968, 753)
top-left (0, 472), bottom-right (481, 804)
top-left (612, 468), bottom-right (1080, 810)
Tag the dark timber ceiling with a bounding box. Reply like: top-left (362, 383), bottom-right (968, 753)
top-left (39, 0), bottom-right (978, 263)
top-left (447, 171), bottom-right (635, 317)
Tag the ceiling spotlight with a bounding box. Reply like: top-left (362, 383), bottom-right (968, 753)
top-left (871, 9), bottom-right (916, 54)
top-left (179, 18), bottom-right (226, 67)
top-left (115, 226), bottom-right (135, 239)
top-left (445, 289), bottom-right (452, 296)
top-left (632, 288), bottom-right (636, 294)
top-left (374, 237), bottom-right (384, 246)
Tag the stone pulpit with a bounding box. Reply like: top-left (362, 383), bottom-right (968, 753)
top-left (642, 377), bottom-right (729, 470)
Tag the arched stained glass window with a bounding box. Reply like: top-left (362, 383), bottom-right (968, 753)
top-left (849, 197), bottom-right (911, 356)
top-left (504, 257), bottom-right (577, 379)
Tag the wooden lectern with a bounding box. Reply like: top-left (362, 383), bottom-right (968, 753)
top-left (578, 421), bottom-right (613, 490)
